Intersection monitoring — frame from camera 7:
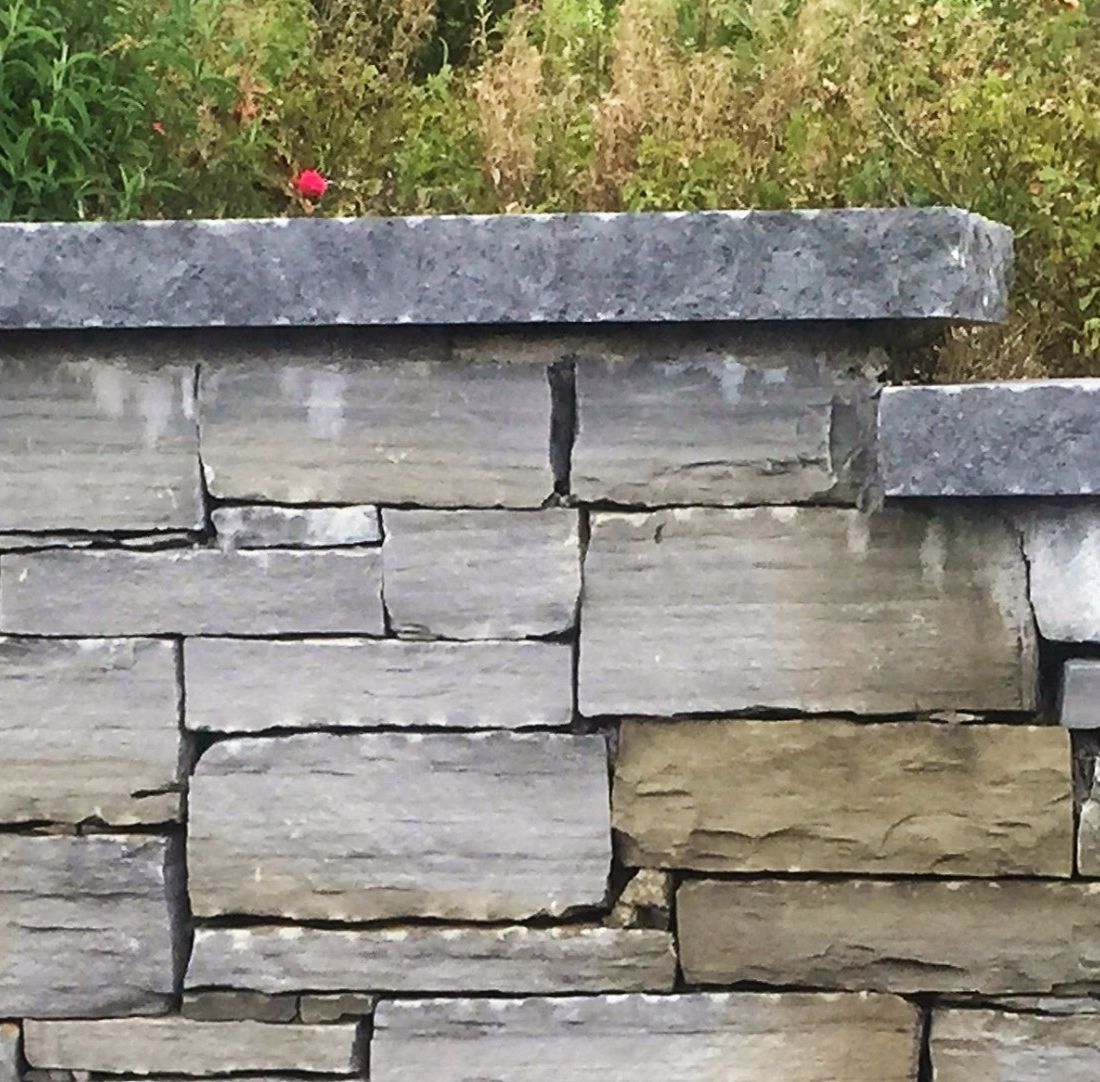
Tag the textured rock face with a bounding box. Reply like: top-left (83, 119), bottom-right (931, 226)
top-left (188, 732), bottom-right (611, 920)
top-left (181, 991), bottom-right (297, 1023)
top-left (184, 638), bottom-right (572, 731)
top-left (1061, 660), bottom-right (1100, 728)
top-left (212, 505), bottom-right (381, 548)
top-left (880, 381), bottom-right (1100, 496)
top-left (0, 549), bottom-right (384, 636)
top-left (0, 835), bottom-right (180, 1017)
top-left (371, 993), bottom-right (921, 1082)
top-left (383, 510), bottom-right (581, 639)
top-left (678, 878), bottom-right (1100, 992)
top-left (186, 925), bottom-right (675, 994)
top-left (1022, 506), bottom-right (1100, 641)
top-left (1076, 761), bottom-right (1100, 877)
top-left (613, 719), bottom-right (1071, 876)
top-left (0, 351), bottom-right (201, 531)
top-left (0, 638), bottom-right (181, 825)
top-left (201, 357), bottom-right (553, 507)
top-left (0, 1024), bottom-right (18, 1082)
top-left (580, 506), bottom-right (1036, 715)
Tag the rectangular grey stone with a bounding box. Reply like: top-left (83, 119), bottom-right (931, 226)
top-left (0, 1024), bottom-right (17, 1082)
top-left (186, 925), bottom-right (675, 995)
top-left (188, 732), bottom-right (610, 921)
top-left (0, 549), bottom-right (383, 636)
top-left (371, 993), bottom-right (922, 1081)
top-left (579, 506), bottom-right (1036, 715)
top-left (212, 505), bottom-right (380, 548)
top-left (201, 356), bottom-right (553, 508)
top-left (881, 381), bottom-right (1100, 496)
top-left (1022, 507), bottom-right (1100, 641)
top-left (23, 1019), bottom-right (359, 1074)
top-left (1062, 660), bottom-right (1100, 728)
top-left (184, 638), bottom-right (572, 732)
top-left (0, 835), bottom-right (181, 1016)
top-left (0, 350), bottom-right (201, 531)
top-left (181, 990), bottom-right (297, 1023)
top-left (0, 638), bottom-right (180, 825)
top-left (383, 510), bottom-right (581, 639)
top-left (299, 994), bottom-right (377, 1024)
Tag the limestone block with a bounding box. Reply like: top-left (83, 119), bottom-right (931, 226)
top-left (0, 351), bottom-right (201, 531)
top-left (1076, 760), bottom-right (1100, 877)
top-left (298, 995), bottom-right (378, 1024)
top-left (371, 993), bottom-right (921, 1081)
top-left (200, 356), bottom-right (553, 507)
top-left (1022, 506), bottom-right (1100, 641)
top-left (579, 506), bottom-right (1035, 715)
top-left (188, 732), bottom-right (611, 921)
top-left (0, 1024), bottom-right (18, 1082)
top-left (212, 505), bottom-right (380, 548)
top-left (1062, 661), bottom-right (1100, 728)
top-left (613, 719), bottom-right (1071, 876)
top-left (383, 510), bottom-right (581, 639)
top-left (184, 638), bottom-right (572, 732)
top-left (678, 878), bottom-right (1100, 993)
top-left (23, 1020), bottom-right (359, 1074)
top-left (187, 925), bottom-right (675, 995)
top-left (0, 549), bottom-right (383, 636)
top-left (0, 835), bottom-right (180, 1017)
top-left (181, 991), bottom-right (297, 1023)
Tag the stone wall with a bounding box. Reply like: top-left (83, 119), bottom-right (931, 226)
top-left (0, 209), bottom-right (1096, 1080)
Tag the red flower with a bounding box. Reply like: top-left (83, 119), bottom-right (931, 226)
top-left (293, 168), bottom-right (328, 199)
top-left (151, 121), bottom-right (166, 136)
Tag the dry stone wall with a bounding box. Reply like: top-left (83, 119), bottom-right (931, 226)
top-left (0, 208), bottom-right (1097, 1080)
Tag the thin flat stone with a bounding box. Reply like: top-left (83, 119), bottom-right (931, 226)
top-left (188, 732), bottom-right (611, 921)
top-left (371, 993), bottom-right (921, 1081)
top-left (613, 719), bottom-right (1071, 876)
top-left (186, 925), bottom-right (675, 994)
top-left (0, 835), bottom-right (181, 1017)
top-left (383, 510), bottom-right (581, 640)
top-left (212, 505), bottom-right (380, 548)
top-left (1062, 660), bottom-right (1100, 728)
top-left (0, 549), bottom-right (384, 636)
top-left (0, 1024), bottom-right (18, 1082)
top-left (181, 991), bottom-right (297, 1023)
top-left (299, 995), bottom-right (378, 1024)
top-left (184, 639), bottom-right (572, 732)
top-left (1022, 506), bottom-right (1100, 642)
top-left (579, 506), bottom-right (1036, 715)
top-left (1076, 760), bottom-right (1100, 877)
top-left (678, 878), bottom-right (1100, 993)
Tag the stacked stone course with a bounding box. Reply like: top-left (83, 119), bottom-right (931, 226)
top-left (0, 209), bottom-right (1096, 1080)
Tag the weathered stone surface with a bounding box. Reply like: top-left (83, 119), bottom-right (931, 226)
top-left (0, 1024), bottom-right (18, 1082)
top-left (607, 869), bottom-right (673, 930)
top-left (201, 356), bottom-right (552, 507)
top-left (0, 835), bottom-right (180, 1016)
top-left (580, 506), bottom-right (1035, 715)
top-left (1062, 660), bottom-right (1100, 728)
top-left (1022, 506), bottom-right (1100, 641)
top-left (212, 505), bottom-right (380, 548)
top-left (187, 925), bottom-right (674, 995)
top-left (23, 1020), bottom-right (359, 1074)
top-left (0, 549), bottom-right (383, 636)
top-left (0, 532), bottom-right (197, 553)
top-left (181, 991), bottom-right (297, 1023)
top-left (932, 1009), bottom-right (1100, 1081)
top-left (0, 210), bottom-right (1011, 329)
top-left (299, 994), bottom-right (377, 1024)
top-left (384, 510), bottom-right (581, 639)
top-left (614, 719), bottom-right (1071, 876)
top-left (189, 732), bottom-right (610, 921)
top-left (880, 381), bottom-right (1100, 496)
top-left (1076, 760), bottom-right (1100, 877)
top-left (371, 993), bottom-right (921, 1081)
top-left (0, 638), bottom-right (181, 825)
top-left (0, 350), bottom-right (200, 531)
top-left (184, 638), bottom-right (571, 732)
top-left (678, 878), bottom-right (1100, 993)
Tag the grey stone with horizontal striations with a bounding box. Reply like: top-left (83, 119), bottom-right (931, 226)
top-left (212, 505), bottom-right (380, 548)
top-left (298, 994), bottom-right (378, 1024)
top-left (1062, 660), bottom-right (1100, 728)
top-left (181, 990), bottom-right (298, 1023)
top-left (188, 731), bottom-right (610, 921)
top-left (0, 834), bottom-right (182, 1017)
top-left (1021, 506), bottom-right (1100, 642)
top-left (184, 638), bottom-right (572, 732)
top-left (0, 548), bottom-right (383, 636)
top-left (383, 510), bottom-right (581, 640)
top-left (0, 1024), bottom-right (17, 1082)
top-left (0, 210), bottom-right (1010, 329)
top-left (371, 993), bottom-right (921, 1082)
top-left (0, 637), bottom-right (181, 825)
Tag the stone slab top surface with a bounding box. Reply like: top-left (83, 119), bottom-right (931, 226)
top-left (0, 208), bottom-right (1010, 329)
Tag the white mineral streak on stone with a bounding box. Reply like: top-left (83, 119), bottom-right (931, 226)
top-left (1022, 506), bottom-right (1100, 641)
top-left (302, 368), bottom-right (348, 440)
top-left (188, 732), bottom-right (611, 921)
top-left (370, 993), bottom-right (921, 1081)
top-left (919, 518), bottom-right (948, 591)
top-left (212, 505), bottom-right (381, 549)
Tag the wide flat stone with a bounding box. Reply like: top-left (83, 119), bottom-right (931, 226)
top-left (23, 1019), bottom-right (359, 1074)
top-left (678, 878), bottom-right (1100, 993)
top-left (181, 990), bottom-right (297, 1023)
top-left (188, 732), bottom-right (610, 921)
top-left (0, 549), bottom-right (383, 636)
top-left (212, 505), bottom-right (380, 547)
top-left (880, 381), bottom-right (1100, 496)
top-left (184, 638), bottom-right (572, 731)
top-left (0, 348), bottom-right (201, 531)
top-left (0, 1024), bottom-right (17, 1082)
top-left (579, 506), bottom-right (1035, 715)
top-left (613, 719), bottom-right (1071, 876)
top-left (371, 993), bottom-right (921, 1081)
top-left (1022, 506), bottom-right (1100, 641)
top-left (187, 925), bottom-right (675, 994)
top-left (1062, 660), bottom-right (1100, 728)
top-left (201, 354), bottom-right (553, 507)
top-left (383, 510), bottom-right (581, 639)
top-left (0, 210), bottom-right (1010, 328)
top-left (0, 835), bottom-right (181, 1017)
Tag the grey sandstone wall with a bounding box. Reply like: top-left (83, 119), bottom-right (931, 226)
top-left (0, 209), bottom-right (1098, 1081)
